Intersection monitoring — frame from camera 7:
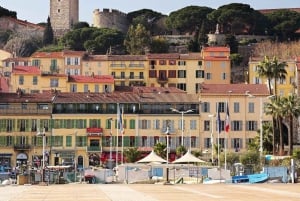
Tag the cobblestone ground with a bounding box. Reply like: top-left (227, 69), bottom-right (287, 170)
top-left (0, 183), bottom-right (299, 201)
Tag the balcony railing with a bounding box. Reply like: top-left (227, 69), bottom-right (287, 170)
top-left (14, 144), bottom-right (31, 150)
top-left (86, 146), bottom-right (102, 152)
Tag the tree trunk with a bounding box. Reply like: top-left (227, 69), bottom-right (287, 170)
top-left (278, 117), bottom-right (284, 156)
top-left (289, 115), bottom-right (293, 156)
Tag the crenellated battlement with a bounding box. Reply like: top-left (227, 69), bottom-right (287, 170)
top-left (93, 8), bottom-right (129, 33)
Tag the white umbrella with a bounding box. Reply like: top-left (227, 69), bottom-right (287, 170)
top-left (172, 150), bottom-right (206, 164)
top-left (137, 150), bottom-right (167, 163)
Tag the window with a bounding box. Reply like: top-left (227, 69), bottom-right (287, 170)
top-left (129, 119), bottom-right (135, 129)
top-left (204, 120), bottom-right (210, 131)
top-left (50, 79), bottom-right (59, 87)
top-left (169, 60), bottom-right (176, 65)
top-left (217, 102), bottom-right (225, 113)
top-left (33, 76), bottom-right (38, 85)
top-left (222, 73), bottom-right (226, 80)
top-left (178, 70), bottom-right (186, 78)
top-left (84, 84), bottom-right (89, 93)
top-left (168, 70), bottom-right (176, 78)
top-left (206, 73), bottom-right (212, 80)
top-left (95, 85), bottom-right (99, 93)
top-left (121, 72), bottom-right (126, 79)
top-left (205, 61), bottom-right (211, 68)
top-left (52, 136), bottom-right (63, 146)
top-left (233, 102), bottom-right (240, 113)
top-left (198, 61), bottom-right (202, 66)
top-left (177, 83), bottom-right (186, 91)
top-left (142, 136), bottom-right (147, 146)
top-left (149, 70), bottom-right (156, 78)
top-left (232, 138), bottom-right (242, 151)
top-left (191, 136), bottom-right (196, 148)
top-left (139, 120), bottom-right (150, 129)
top-left (220, 62), bottom-right (226, 68)
top-left (32, 60), bottom-right (41, 66)
top-left (246, 121), bottom-right (257, 131)
top-left (248, 102), bottom-right (254, 113)
top-left (19, 76), bottom-right (24, 85)
top-left (139, 72), bottom-right (144, 79)
top-left (190, 120), bottom-right (197, 130)
top-left (70, 84), bottom-right (77, 92)
top-left (129, 72), bottom-right (134, 79)
top-left (232, 121), bottom-right (242, 131)
top-left (153, 120), bottom-right (160, 130)
top-left (196, 70), bottom-right (205, 78)
top-left (202, 102), bottom-right (210, 113)
top-left (159, 60), bottom-right (166, 65)
top-left (204, 138), bottom-right (211, 148)
top-left (178, 61), bottom-right (186, 66)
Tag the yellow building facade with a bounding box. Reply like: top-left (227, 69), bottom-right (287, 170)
top-left (248, 57), bottom-right (297, 96)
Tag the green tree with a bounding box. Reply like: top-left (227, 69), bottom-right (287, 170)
top-left (281, 95), bottom-right (300, 155)
top-left (207, 3), bottom-right (269, 35)
top-left (247, 122), bottom-right (273, 153)
top-left (153, 142), bottom-right (166, 159)
top-left (150, 38), bottom-right (169, 53)
top-left (176, 145), bottom-right (187, 157)
top-left (166, 6), bottom-right (214, 34)
top-left (43, 16), bottom-right (54, 46)
top-left (124, 24), bottom-right (151, 55)
top-left (124, 147), bottom-right (141, 163)
top-left (60, 27), bottom-right (125, 54)
top-left (72, 21), bottom-right (90, 29)
top-left (265, 97), bottom-right (285, 155)
top-left (266, 10), bottom-right (300, 41)
top-left (225, 34), bottom-right (238, 53)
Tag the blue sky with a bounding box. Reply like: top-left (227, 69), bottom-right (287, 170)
top-left (0, 0), bottom-right (299, 24)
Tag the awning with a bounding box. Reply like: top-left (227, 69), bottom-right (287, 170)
top-left (16, 153), bottom-right (28, 160)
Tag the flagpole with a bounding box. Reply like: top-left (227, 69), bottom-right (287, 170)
top-left (121, 106), bottom-right (124, 165)
top-left (116, 103), bottom-right (119, 166)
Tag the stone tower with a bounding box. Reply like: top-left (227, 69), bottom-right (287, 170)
top-left (50, 0), bottom-right (79, 37)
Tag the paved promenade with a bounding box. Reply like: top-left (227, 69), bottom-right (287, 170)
top-left (0, 183), bottom-right (299, 201)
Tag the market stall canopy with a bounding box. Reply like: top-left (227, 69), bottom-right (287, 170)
top-left (136, 150), bottom-right (167, 163)
top-left (172, 150), bottom-right (206, 164)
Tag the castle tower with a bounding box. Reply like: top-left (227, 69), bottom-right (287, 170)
top-left (50, 0), bottom-right (79, 37)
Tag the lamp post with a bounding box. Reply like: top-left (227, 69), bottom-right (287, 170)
top-left (170, 108), bottom-right (194, 146)
top-left (208, 114), bottom-right (215, 164)
top-left (165, 126), bottom-right (170, 183)
top-left (36, 127), bottom-right (46, 183)
top-left (107, 117), bottom-right (113, 169)
top-left (246, 92), bottom-right (275, 160)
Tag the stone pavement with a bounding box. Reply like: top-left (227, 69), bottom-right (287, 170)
top-left (0, 183), bottom-right (299, 201)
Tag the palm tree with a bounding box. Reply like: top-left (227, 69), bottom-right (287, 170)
top-left (265, 97), bottom-right (284, 155)
top-left (124, 147), bottom-right (141, 163)
top-left (257, 56), bottom-right (287, 155)
top-left (153, 142), bottom-right (166, 159)
top-left (281, 95), bottom-right (300, 155)
top-left (256, 56), bottom-right (287, 95)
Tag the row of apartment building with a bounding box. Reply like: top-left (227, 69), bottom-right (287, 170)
top-left (0, 46), bottom-right (299, 171)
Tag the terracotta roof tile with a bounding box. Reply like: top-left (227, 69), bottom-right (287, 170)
top-left (203, 47), bottom-right (230, 52)
top-left (12, 66), bottom-right (41, 75)
top-left (200, 83), bottom-right (269, 96)
top-left (107, 55), bottom-right (147, 61)
top-left (204, 56), bottom-right (229, 61)
top-left (52, 90), bottom-right (199, 104)
top-left (147, 53), bottom-right (180, 59)
top-left (0, 92), bottom-right (53, 103)
top-left (68, 75), bottom-right (114, 83)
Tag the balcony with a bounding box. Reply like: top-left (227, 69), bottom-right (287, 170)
top-left (14, 144), bottom-right (31, 150)
top-left (86, 146), bottom-right (102, 153)
top-left (157, 77), bottom-right (168, 84)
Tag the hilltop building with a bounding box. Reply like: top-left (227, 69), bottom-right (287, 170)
top-left (50, 0), bottom-right (79, 37)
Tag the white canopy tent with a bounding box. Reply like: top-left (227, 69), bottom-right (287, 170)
top-left (136, 150), bottom-right (167, 164)
top-left (172, 150), bottom-right (206, 164)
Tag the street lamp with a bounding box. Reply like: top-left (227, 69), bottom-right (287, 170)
top-left (170, 108), bottom-right (194, 146)
top-left (246, 92), bottom-right (275, 158)
top-left (208, 114), bottom-right (215, 164)
top-left (107, 117), bottom-right (113, 169)
top-left (36, 127), bottom-right (46, 183)
top-left (165, 126), bottom-right (170, 183)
